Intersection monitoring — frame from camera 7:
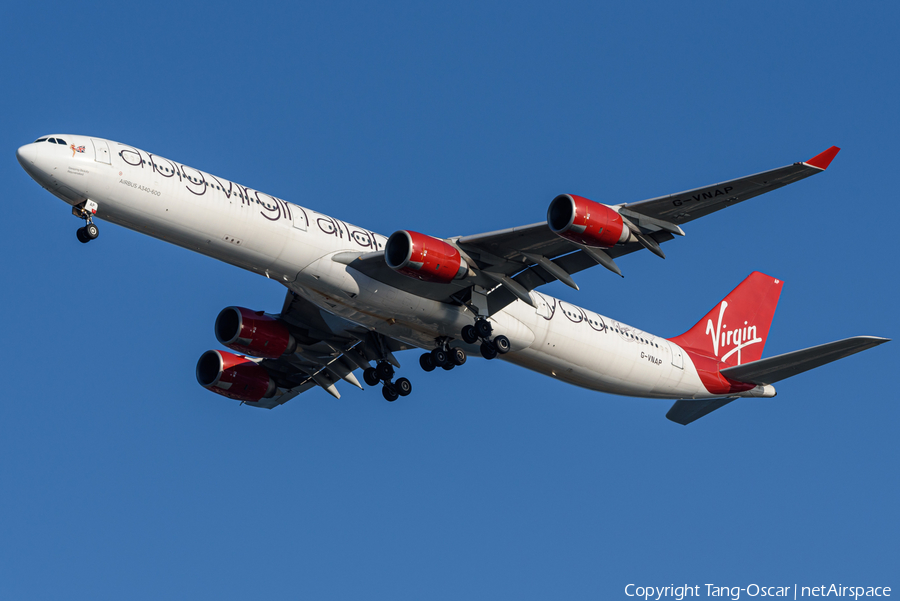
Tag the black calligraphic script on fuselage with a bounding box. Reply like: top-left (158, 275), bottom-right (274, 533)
top-left (671, 186), bottom-right (734, 207)
top-left (113, 143), bottom-right (383, 251)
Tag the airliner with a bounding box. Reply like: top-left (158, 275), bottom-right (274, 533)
top-left (16, 135), bottom-right (888, 424)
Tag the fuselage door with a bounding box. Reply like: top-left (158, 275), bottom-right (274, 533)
top-left (669, 341), bottom-right (684, 369)
top-left (91, 138), bottom-right (110, 165)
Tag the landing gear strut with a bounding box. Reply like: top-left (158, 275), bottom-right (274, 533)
top-left (73, 200), bottom-right (100, 244)
top-left (364, 360), bottom-right (411, 402)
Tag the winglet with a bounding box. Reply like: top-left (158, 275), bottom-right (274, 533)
top-left (805, 146), bottom-right (841, 170)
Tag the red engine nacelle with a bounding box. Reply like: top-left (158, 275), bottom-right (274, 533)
top-left (384, 230), bottom-right (468, 284)
top-left (215, 306), bottom-right (296, 359)
top-left (196, 349), bottom-right (277, 403)
top-left (547, 194), bottom-right (630, 248)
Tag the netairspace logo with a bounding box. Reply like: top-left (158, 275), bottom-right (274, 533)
top-left (624, 583), bottom-right (891, 600)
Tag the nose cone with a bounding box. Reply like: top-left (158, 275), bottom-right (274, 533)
top-left (16, 142), bottom-right (49, 183)
top-left (16, 143), bottom-right (37, 168)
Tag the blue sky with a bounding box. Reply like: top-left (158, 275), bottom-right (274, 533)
top-left (1, 2), bottom-right (897, 599)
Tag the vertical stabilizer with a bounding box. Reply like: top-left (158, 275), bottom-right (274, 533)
top-left (668, 272), bottom-right (783, 366)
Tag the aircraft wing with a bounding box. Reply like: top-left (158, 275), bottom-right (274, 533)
top-left (245, 290), bottom-right (412, 408)
top-left (339, 147), bottom-right (839, 315)
top-left (619, 146), bottom-right (840, 226)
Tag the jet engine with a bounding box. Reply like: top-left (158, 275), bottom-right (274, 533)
top-left (384, 230), bottom-right (468, 284)
top-left (547, 194), bottom-right (630, 248)
top-left (196, 349), bottom-right (277, 402)
top-left (215, 306), bottom-right (296, 359)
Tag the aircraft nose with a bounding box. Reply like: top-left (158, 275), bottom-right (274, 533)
top-left (16, 143), bottom-right (37, 167)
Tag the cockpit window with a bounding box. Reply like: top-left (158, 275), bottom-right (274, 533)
top-left (34, 138), bottom-right (48, 143)
top-left (55, 139), bottom-right (67, 145)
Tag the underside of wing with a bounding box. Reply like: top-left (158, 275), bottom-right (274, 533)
top-left (208, 291), bottom-right (413, 408)
top-left (336, 223), bottom-right (673, 316)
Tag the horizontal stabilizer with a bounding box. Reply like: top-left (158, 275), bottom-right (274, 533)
top-left (720, 336), bottom-right (889, 385)
top-left (666, 397), bottom-right (738, 425)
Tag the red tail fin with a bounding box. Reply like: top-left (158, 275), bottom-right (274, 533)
top-left (668, 272), bottom-right (783, 367)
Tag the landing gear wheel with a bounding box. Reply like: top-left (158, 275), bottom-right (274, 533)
top-left (382, 385), bottom-right (399, 402)
top-left (430, 348), bottom-right (448, 367)
top-left (375, 362), bottom-right (394, 381)
top-left (363, 367), bottom-right (380, 387)
top-left (441, 362), bottom-right (455, 371)
top-left (85, 223), bottom-right (99, 240)
top-left (493, 335), bottom-right (511, 354)
top-left (461, 324), bottom-right (478, 344)
top-left (395, 377), bottom-right (412, 396)
top-left (480, 342), bottom-right (498, 360)
top-left (419, 353), bottom-right (436, 372)
top-left (474, 320), bottom-right (493, 339)
top-left (76, 227), bottom-right (90, 244)
top-left (450, 347), bottom-right (467, 366)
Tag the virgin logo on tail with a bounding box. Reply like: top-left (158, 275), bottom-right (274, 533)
top-left (705, 301), bottom-right (762, 364)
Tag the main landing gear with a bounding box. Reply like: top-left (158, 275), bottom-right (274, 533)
top-left (361, 320), bottom-right (510, 402)
top-left (419, 337), bottom-right (467, 373)
top-left (74, 200), bottom-right (100, 244)
top-left (363, 360), bottom-right (412, 402)
top-left (418, 318), bottom-right (510, 374)
top-left (461, 319), bottom-right (510, 360)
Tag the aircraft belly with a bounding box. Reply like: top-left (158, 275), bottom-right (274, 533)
top-left (291, 262), bottom-right (536, 351)
top-left (502, 299), bottom-right (708, 398)
top-left (288, 270), bottom-right (715, 400)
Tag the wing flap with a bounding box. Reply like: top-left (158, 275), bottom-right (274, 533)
top-left (720, 336), bottom-right (889, 385)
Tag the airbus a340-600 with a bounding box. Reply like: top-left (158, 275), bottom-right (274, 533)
top-left (16, 136), bottom-right (888, 424)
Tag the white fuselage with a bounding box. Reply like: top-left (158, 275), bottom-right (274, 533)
top-left (17, 134), bottom-right (759, 400)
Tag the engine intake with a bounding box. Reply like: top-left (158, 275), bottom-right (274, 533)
top-left (385, 230), bottom-right (468, 284)
top-left (196, 349), bottom-right (277, 403)
top-left (547, 194), bottom-right (629, 248)
top-left (215, 306), bottom-right (296, 359)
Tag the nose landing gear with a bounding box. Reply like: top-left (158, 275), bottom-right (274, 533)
top-left (73, 200), bottom-right (100, 244)
top-left (76, 223), bottom-right (99, 243)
